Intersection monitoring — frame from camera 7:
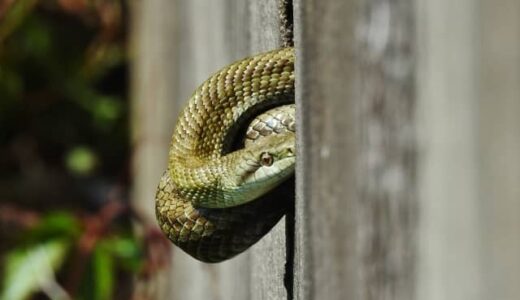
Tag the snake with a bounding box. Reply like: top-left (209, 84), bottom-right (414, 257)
top-left (155, 47), bottom-right (295, 263)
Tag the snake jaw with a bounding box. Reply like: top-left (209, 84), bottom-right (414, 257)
top-left (223, 133), bottom-right (295, 200)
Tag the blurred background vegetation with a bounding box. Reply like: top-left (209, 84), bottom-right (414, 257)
top-left (0, 1), bottom-right (168, 299)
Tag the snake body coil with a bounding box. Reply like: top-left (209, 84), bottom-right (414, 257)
top-left (155, 48), bottom-right (295, 262)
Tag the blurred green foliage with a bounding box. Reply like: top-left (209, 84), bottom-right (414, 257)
top-left (1, 211), bottom-right (142, 300)
top-left (0, 0), bottom-right (128, 189)
top-left (2, 240), bottom-right (69, 300)
top-left (0, 1), bottom-right (149, 299)
top-left (66, 146), bottom-right (98, 176)
top-left (1, 213), bottom-right (77, 300)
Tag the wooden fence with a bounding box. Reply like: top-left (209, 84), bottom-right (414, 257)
top-left (131, 0), bottom-right (520, 299)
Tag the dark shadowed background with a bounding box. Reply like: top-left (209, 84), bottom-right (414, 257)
top-left (0, 2), bottom-right (168, 299)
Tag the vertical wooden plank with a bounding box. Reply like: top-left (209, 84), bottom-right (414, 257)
top-left (248, 0), bottom-right (287, 300)
top-left (130, 1), bottom-right (179, 298)
top-left (356, 1), bottom-right (417, 298)
top-left (248, 0), bottom-right (290, 299)
top-left (294, 0), bottom-right (417, 299)
top-left (479, 1), bottom-right (520, 299)
top-left (294, 2), bottom-right (360, 297)
top-left (167, 1), bottom-right (252, 300)
top-left (416, 1), bottom-right (520, 299)
top-left (415, 1), bottom-right (483, 299)
top-left (247, 1), bottom-right (290, 300)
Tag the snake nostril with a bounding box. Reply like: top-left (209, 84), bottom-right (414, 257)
top-left (260, 152), bottom-right (274, 166)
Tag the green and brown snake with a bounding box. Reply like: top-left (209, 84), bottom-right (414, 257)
top-left (155, 47), bottom-right (295, 263)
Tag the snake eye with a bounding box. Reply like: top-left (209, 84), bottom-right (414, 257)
top-left (260, 152), bottom-right (274, 166)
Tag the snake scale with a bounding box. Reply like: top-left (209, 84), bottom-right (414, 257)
top-left (155, 47), bottom-right (295, 262)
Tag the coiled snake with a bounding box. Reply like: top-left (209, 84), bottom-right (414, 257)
top-left (155, 47), bottom-right (295, 262)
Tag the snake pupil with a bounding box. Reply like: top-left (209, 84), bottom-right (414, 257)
top-left (260, 152), bottom-right (274, 166)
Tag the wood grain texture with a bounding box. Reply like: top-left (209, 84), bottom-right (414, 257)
top-left (294, 0), bottom-right (417, 299)
top-left (356, 1), bottom-right (417, 298)
top-left (415, 1), bottom-right (482, 299)
top-left (416, 0), bottom-right (520, 299)
top-left (479, 2), bottom-right (520, 298)
top-left (130, 1), bottom-right (180, 298)
top-left (248, 1), bottom-right (289, 299)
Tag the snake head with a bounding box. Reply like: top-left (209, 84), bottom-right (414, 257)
top-left (222, 132), bottom-right (295, 204)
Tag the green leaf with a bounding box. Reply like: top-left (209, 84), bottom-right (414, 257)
top-left (92, 244), bottom-right (114, 300)
top-left (1, 240), bottom-right (69, 300)
top-left (26, 212), bottom-right (81, 243)
top-left (102, 236), bottom-right (142, 271)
